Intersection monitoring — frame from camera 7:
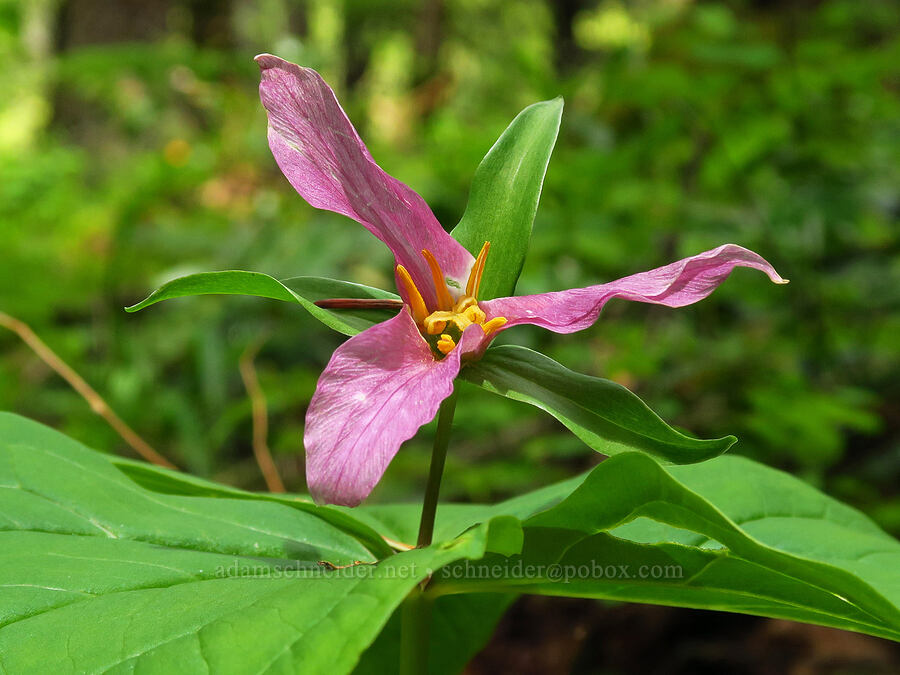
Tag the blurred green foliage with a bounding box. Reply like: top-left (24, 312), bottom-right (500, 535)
top-left (0, 0), bottom-right (897, 530)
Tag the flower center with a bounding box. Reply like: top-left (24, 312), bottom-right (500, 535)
top-left (396, 242), bottom-right (507, 356)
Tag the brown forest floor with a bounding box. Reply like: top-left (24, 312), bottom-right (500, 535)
top-left (468, 597), bottom-right (900, 675)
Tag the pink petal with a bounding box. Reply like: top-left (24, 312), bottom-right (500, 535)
top-left (256, 54), bottom-right (473, 309)
top-left (304, 309), bottom-right (483, 506)
top-left (481, 244), bottom-right (788, 335)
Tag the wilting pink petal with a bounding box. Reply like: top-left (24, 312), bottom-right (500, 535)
top-left (481, 244), bottom-right (787, 335)
top-left (304, 310), bottom-right (483, 506)
top-left (256, 54), bottom-right (473, 309)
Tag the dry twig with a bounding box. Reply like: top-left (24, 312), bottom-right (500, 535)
top-left (382, 536), bottom-right (415, 552)
top-left (239, 338), bottom-right (286, 493)
top-left (0, 310), bottom-right (176, 469)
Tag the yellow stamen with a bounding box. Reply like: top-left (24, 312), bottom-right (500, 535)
top-left (465, 241), bottom-right (491, 299)
top-left (424, 311), bottom-right (454, 335)
top-left (422, 249), bottom-right (454, 311)
top-left (481, 317), bottom-right (507, 335)
top-left (463, 304), bottom-right (486, 324)
top-left (395, 264), bottom-right (428, 323)
top-left (404, 243), bottom-right (507, 358)
top-left (436, 334), bottom-right (456, 355)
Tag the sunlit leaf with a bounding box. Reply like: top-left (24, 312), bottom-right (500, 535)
top-left (0, 413), bottom-right (508, 674)
top-left (430, 453), bottom-right (900, 642)
top-left (125, 271), bottom-right (399, 336)
top-left (462, 345), bottom-right (735, 463)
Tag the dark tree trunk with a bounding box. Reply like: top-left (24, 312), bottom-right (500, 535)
top-left (550, 0), bottom-right (584, 73)
top-left (56, 0), bottom-right (172, 50)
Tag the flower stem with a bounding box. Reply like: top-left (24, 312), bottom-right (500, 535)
top-left (399, 590), bottom-right (433, 675)
top-left (399, 388), bottom-right (457, 674)
top-left (417, 388), bottom-right (457, 548)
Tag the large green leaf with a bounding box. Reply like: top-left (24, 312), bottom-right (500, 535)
top-left (451, 98), bottom-right (563, 300)
top-left (462, 345), bottom-right (736, 464)
top-left (350, 472), bottom-right (588, 547)
top-left (4, 411), bottom-right (898, 675)
top-left (0, 413), bottom-right (503, 673)
top-left (126, 271), bottom-right (399, 336)
top-left (111, 457), bottom-right (394, 559)
top-left (430, 453), bottom-right (900, 642)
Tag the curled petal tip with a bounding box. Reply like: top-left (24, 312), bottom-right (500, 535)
top-left (479, 243), bottom-right (790, 336)
top-left (255, 53), bottom-right (300, 74)
top-left (254, 53), bottom-right (278, 68)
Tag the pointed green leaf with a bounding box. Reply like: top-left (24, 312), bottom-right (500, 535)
top-left (462, 345), bottom-right (735, 463)
top-left (431, 453), bottom-right (900, 642)
top-left (0, 413), bottom-right (504, 674)
top-left (126, 271), bottom-right (400, 336)
top-left (350, 454), bottom-right (900, 641)
top-left (451, 97), bottom-right (563, 300)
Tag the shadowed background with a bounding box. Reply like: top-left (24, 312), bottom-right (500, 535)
top-left (1, 0), bottom-right (898, 672)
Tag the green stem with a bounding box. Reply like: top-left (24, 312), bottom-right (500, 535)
top-left (399, 388), bottom-right (457, 675)
top-left (417, 389), bottom-right (457, 548)
top-left (399, 590), bottom-right (433, 675)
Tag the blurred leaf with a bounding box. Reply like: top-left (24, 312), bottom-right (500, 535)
top-left (3, 0), bottom-right (899, 538)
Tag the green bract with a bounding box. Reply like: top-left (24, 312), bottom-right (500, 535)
top-left (450, 97), bottom-right (563, 300)
top-left (126, 272), bottom-right (399, 337)
top-left (125, 101), bottom-right (740, 470)
top-left (130, 269), bottom-right (735, 465)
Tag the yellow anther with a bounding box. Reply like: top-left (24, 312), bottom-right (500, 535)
top-left (463, 304), bottom-right (486, 324)
top-left (424, 312), bottom-right (454, 335)
top-left (465, 241), bottom-right (491, 299)
top-left (453, 296), bottom-right (477, 312)
top-left (403, 241), bottom-right (504, 357)
top-left (396, 264), bottom-right (429, 324)
top-left (481, 317), bottom-right (508, 335)
top-left (436, 334), bottom-right (457, 355)
top-left (422, 249), bottom-right (455, 311)
top-left (426, 320), bottom-right (446, 335)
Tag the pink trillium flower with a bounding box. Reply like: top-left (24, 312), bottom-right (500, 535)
top-left (256, 54), bottom-right (788, 507)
